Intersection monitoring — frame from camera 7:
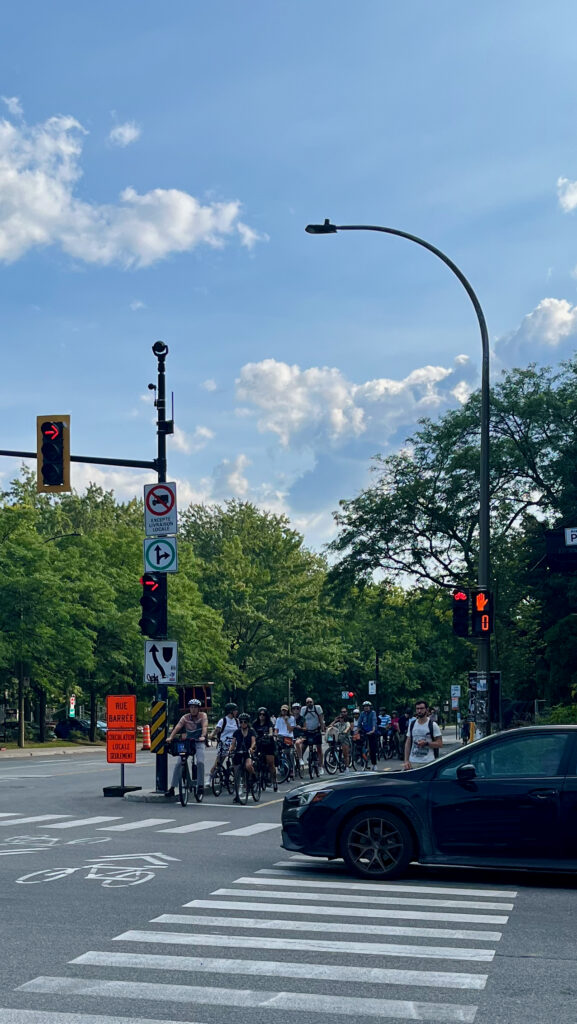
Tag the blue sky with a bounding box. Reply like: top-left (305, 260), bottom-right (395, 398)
top-left (2, 1), bottom-right (577, 547)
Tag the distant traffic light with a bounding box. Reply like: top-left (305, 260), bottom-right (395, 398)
top-left (139, 573), bottom-right (167, 637)
top-left (37, 415), bottom-right (70, 493)
top-left (452, 588), bottom-right (469, 637)
top-left (471, 589), bottom-right (494, 637)
top-left (348, 691), bottom-right (355, 699)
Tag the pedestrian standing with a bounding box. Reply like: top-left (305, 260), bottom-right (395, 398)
top-left (404, 700), bottom-right (443, 770)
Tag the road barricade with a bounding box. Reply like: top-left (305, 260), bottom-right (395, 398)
top-left (141, 724), bottom-right (151, 750)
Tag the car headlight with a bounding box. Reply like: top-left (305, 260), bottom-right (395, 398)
top-left (295, 788), bottom-right (333, 807)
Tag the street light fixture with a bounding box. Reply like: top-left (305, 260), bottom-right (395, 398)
top-left (306, 219), bottom-right (492, 731)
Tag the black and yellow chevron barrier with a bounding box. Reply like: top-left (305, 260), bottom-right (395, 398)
top-left (150, 700), bottom-right (167, 754)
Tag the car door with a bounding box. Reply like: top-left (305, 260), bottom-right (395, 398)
top-left (428, 731), bottom-right (568, 861)
top-left (560, 732), bottom-right (577, 860)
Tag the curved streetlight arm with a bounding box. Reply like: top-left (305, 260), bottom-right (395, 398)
top-left (306, 219), bottom-right (490, 594)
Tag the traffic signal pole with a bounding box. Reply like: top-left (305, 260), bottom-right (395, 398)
top-left (152, 341), bottom-right (172, 794)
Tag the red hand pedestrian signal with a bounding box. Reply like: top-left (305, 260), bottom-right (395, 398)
top-left (471, 589), bottom-right (493, 636)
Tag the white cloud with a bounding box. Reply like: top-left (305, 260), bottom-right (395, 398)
top-left (201, 378), bottom-right (217, 392)
top-left (169, 424), bottom-right (214, 454)
top-left (235, 356), bottom-right (474, 451)
top-left (2, 96), bottom-right (22, 117)
top-left (497, 297), bottom-right (577, 352)
top-left (108, 121), bottom-right (141, 148)
top-left (0, 109), bottom-right (265, 267)
top-left (211, 453), bottom-right (251, 499)
top-left (557, 176), bottom-right (577, 212)
top-left (129, 299), bottom-right (146, 311)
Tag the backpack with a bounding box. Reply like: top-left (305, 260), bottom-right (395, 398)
top-left (409, 717), bottom-right (439, 758)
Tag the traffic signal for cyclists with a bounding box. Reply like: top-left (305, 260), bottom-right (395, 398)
top-left (36, 415), bottom-right (71, 493)
top-left (139, 572), bottom-right (167, 637)
top-left (452, 588), bottom-right (469, 637)
top-left (348, 691), bottom-right (355, 699)
top-left (471, 589), bottom-right (494, 636)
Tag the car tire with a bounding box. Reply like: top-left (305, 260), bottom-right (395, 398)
top-left (340, 809), bottom-right (412, 880)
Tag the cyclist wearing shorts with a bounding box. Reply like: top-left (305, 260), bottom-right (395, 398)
top-left (274, 705), bottom-right (296, 778)
top-left (253, 707), bottom-right (277, 790)
top-left (327, 707), bottom-right (351, 769)
top-left (298, 697), bottom-right (325, 775)
top-left (228, 713), bottom-right (256, 803)
top-left (165, 698), bottom-right (207, 797)
top-left (209, 702), bottom-right (238, 784)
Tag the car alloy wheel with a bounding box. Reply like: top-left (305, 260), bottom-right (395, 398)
top-left (341, 810), bottom-right (412, 879)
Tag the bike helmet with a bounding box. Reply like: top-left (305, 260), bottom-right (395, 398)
top-left (291, 702), bottom-right (301, 708)
top-left (224, 702), bottom-right (238, 714)
top-left (353, 708), bottom-right (360, 715)
top-left (238, 712), bottom-right (251, 723)
top-left (362, 700), bottom-right (372, 707)
top-left (257, 706), bottom-right (268, 714)
top-left (188, 698), bottom-right (202, 707)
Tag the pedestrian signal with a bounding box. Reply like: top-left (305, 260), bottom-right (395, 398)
top-left (471, 589), bottom-right (493, 636)
top-left (452, 588), bottom-right (469, 637)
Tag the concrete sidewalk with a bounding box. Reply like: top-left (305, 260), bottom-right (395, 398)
top-left (0, 744), bottom-right (106, 759)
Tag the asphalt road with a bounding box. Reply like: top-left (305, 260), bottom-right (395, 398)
top-left (0, 745), bottom-right (575, 1024)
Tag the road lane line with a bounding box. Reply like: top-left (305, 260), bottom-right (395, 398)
top-left (17, 977), bottom-right (479, 1020)
top-left (114, 929), bottom-right (495, 961)
top-left (0, 1010), bottom-right (211, 1024)
top-left (158, 820), bottom-right (229, 834)
top-left (258, 869), bottom-right (517, 898)
top-left (0, 815), bottom-right (71, 826)
top-left (154, 912), bottom-right (500, 942)
top-left (235, 876), bottom-right (514, 908)
top-left (219, 823), bottom-right (281, 836)
top-left (72, 950), bottom-right (488, 989)
top-left (44, 817), bottom-right (122, 829)
top-left (97, 819), bottom-right (176, 831)
top-left (183, 901), bottom-right (502, 938)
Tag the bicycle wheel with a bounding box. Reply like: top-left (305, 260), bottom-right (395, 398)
top-left (324, 747), bottom-right (338, 774)
top-left (251, 774), bottom-right (261, 802)
top-left (308, 752), bottom-right (319, 779)
top-left (179, 766), bottom-right (189, 806)
top-left (276, 755), bottom-right (290, 784)
top-left (225, 765), bottom-right (235, 794)
top-left (212, 767), bottom-right (224, 797)
top-left (236, 769), bottom-right (249, 805)
top-left (385, 739), bottom-right (395, 760)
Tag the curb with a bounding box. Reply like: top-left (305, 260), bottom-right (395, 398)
top-left (124, 789), bottom-right (178, 803)
top-left (0, 745), bottom-right (106, 759)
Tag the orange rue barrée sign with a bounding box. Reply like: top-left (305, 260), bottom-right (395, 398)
top-left (106, 694), bottom-right (137, 764)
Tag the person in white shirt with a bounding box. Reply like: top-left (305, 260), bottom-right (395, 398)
top-left (209, 703), bottom-right (238, 783)
top-left (404, 700), bottom-right (443, 769)
top-left (275, 704), bottom-right (296, 778)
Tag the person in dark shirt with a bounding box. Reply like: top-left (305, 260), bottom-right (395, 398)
top-left (228, 713), bottom-right (256, 803)
top-left (253, 707), bottom-right (277, 790)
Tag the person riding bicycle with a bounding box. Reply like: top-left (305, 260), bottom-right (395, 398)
top-left (297, 696), bottom-right (325, 775)
top-left (358, 700), bottom-right (378, 769)
top-left (209, 702), bottom-right (238, 784)
top-left (327, 707), bottom-right (351, 770)
top-left (253, 707), bottom-right (278, 791)
top-left (274, 705), bottom-right (296, 777)
top-left (228, 712), bottom-right (256, 803)
top-left (165, 698), bottom-right (207, 797)
top-left (378, 708), bottom-right (391, 736)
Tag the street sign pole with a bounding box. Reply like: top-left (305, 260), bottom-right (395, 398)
top-left (152, 341), bottom-right (173, 794)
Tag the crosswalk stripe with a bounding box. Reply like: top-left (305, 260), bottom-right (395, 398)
top-left (114, 929), bottom-right (495, 961)
top-left (158, 820), bottom-right (229, 834)
top-left (219, 822), bottom-right (281, 836)
top-left (154, 912), bottom-right (501, 942)
top-left (0, 813), bottom-right (20, 817)
top-left (208, 889), bottom-right (509, 924)
top-left (97, 819), bottom-right (176, 832)
top-left (0, 815), bottom-right (71, 826)
top-left (0, 1011), bottom-right (210, 1024)
top-left (270, 865), bottom-right (517, 898)
top-left (231, 877), bottom-right (514, 910)
top-left (44, 817), bottom-right (122, 829)
top-left (72, 950), bottom-right (488, 989)
top-left (18, 976), bottom-right (479, 1021)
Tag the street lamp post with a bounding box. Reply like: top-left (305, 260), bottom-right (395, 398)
top-left (306, 220), bottom-right (491, 731)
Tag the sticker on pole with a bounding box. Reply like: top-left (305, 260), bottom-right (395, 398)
top-left (144, 482), bottom-right (177, 536)
top-left (144, 537), bottom-right (178, 573)
top-left (144, 640), bottom-right (178, 685)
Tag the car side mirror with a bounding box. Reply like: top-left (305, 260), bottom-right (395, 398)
top-left (456, 764), bottom-right (477, 782)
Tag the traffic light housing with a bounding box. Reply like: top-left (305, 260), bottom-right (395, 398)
top-left (452, 588), bottom-right (469, 637)
top-left (471, 588), bottom-right (494, 637)
top-left (139, 572), bottom-right (167, 637)
top-left (348, 691), bottom-right (355, 699)
top-left (37, 415), bottom-right (70, 493)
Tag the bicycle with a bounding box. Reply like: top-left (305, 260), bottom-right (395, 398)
top-left (235, 760), bottom-right (261, 804)
top-left (253, 748), bottom-right (277, 792)
top-left (276, 738), bottom-right (295, 783)
top-left (353, 734), bottom-right (371, 771)
top-left (171, 738), bottom-right (203, 805)
top-left (211, 745), bottom-right (235, 797)
top-left (303, 739), bottom-right (321, 779)
top-left (324, 735), bottom-right (348, 774)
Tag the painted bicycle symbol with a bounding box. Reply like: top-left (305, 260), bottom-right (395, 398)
top-left (16, 851), bottom-right (179, 887)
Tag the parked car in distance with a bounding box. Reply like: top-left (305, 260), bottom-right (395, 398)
top-left (281, 726), bottom-right (577, 879)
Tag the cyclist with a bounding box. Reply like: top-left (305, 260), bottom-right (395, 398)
top-left (253, 707), bottom-right (277, 790)
top-left (208, 702), bottom-right (238, 785)
top-left (298, 696), bottom-right (325, 775)
top-left (358, 700), bottom-right (378, 769)
top-left (165, 698), bottom-right (207, 797)
top-left (274, 705), bottom-right (295, 777)
top-left (327, 707), bottom-right (351, 770)
top-left (228, 712), bottom-right (256, 803)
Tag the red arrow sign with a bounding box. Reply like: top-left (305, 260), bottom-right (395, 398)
top-left (43, 423), bottom-right (60, 440)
